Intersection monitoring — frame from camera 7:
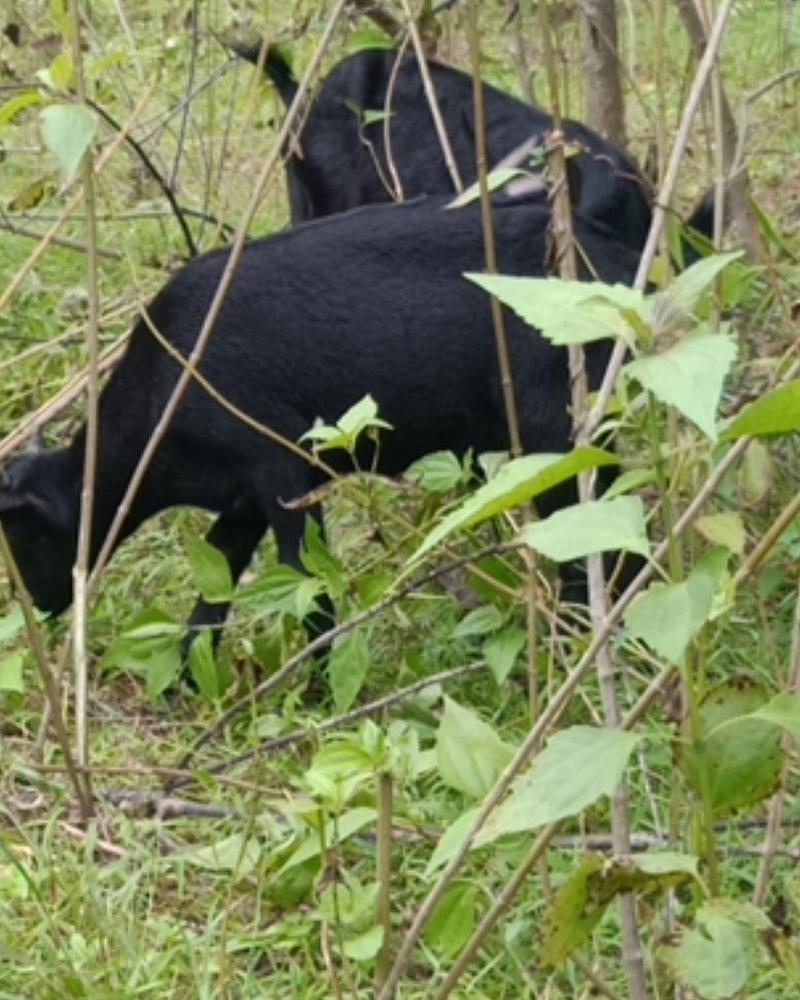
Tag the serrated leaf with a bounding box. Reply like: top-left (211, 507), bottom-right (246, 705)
top-left (693, 511), bottom-right (745, 555)
top-left (0, 653), bottom-right (24, 693)
top-left (425, 807), bottom-right (480, 876)
top-left (40, 103), bottom-right (96, 181)
top-left (483, 627), bottom-right (526, 684)
top-left (410, 447), bottom-right (616, 564)
top-left (476, 726), bottom-right (639, 845)
top-left (423, 882), bottom-right (477, 958)
top-left (624, 566), bottom-right (714, 664)
top-left (722, 380), bottom-right (800, 441)
top-left (301, 394), bottom-right (392, 452)
top-left (466, 272), bottom-right (646, 345)
top-left (623, 328), bottom-right (737, 439)
top-left (328, 629), bottom-right (370, 713)
top-left (436, 698), bottom-right (514, 798)
top-left (300, 517), bottom-right (345, 597)
top-left (652, 252), bottom-right (743, 334)
top-left (600, 466), bottom-right (656, 500)
top-left (519, 495), bottom-right (650, 562)
top-left (236, 563), bottom-right (322, 620)
top-left (185, 536), bottom-right (233, 603)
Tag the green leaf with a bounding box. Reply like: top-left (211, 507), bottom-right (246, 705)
top-left (40, 103), bottom-right (96, 182)
top-left (278, 807), bottom-right (377, 873)
top-left (693, 511), bottom-right (746, 556)
top-left (680, 679), bottom-right (783, 815)
top-left (343, 925), bottom-right (384, 961)
top-left (624, 566), bottom-right (714, 664)
top-left (0, 90), bottom-right (44, 128)
top-left (476, 726), bottom-right (639, 845)
top-left (737, 439), bottom-right (773, 505)
top-left (447, 167), bottom-right (528, 209)
top-left (623, 328), bottom-right (737, 439)
top-left (652, 252), bottom-right (743, 334)
top-left (600, 466), bottom-right (656, 500)
top-left (466, 273), bottom-right (646, 345)
top-left (406, 451), bottom-right (465, 493)
top-left (722, 380), bottom-right (800, 441)
top-left (660, 901), bottom-right (760, 999)
top-left (483, 627), bottom-right (526, 684)
top-left (144, 643), bottom-right (182, 701)
top-left (300, 517), bottom-right (345, 597)
top-left (301, 394), bottom-right (392, 452)
top-left (410, 447), bottom-right (616, 564)
top-left (452, 604), bottom-right (504, 639)
top-left (188, 631), bottom-right (229, 701)
top-left (328, 629), bottom-right (370, 713)
top-left (0, 607), bottom-right (25, 645)
top-left (185, 536), bottom-right (233, 603)
top-left (632, 851), bottom-right (701, 880)
top-left (519, 495), bottom-right (650, 561)
top-left (0, 653), bottom-right (24, 693)
top-left (181, 833), bottom-right (261, 876)
top-left (424, 809), bottom-right (479, 876)
top-left (346, 27), bottom-right (396, 53)
top-left (749, 691), bottom-right (800, 743)
top-left (236, 563), bottom-right (322, 620)
top-left (423, 882), bottom-right (478, 959)
top-left (436, 698), bottom-right (514, 798)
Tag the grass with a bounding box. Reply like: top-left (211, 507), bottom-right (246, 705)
top-left (2, 0), bottom-right (800, 996)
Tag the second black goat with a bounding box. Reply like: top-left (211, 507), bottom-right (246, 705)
top-left (0, 194), bottom-right (640, 652)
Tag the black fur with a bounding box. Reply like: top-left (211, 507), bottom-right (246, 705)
top-left (0, 195), bottom-right (640, 644)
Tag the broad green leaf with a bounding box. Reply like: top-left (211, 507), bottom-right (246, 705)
top-left (343, 925), bottom-right (384, 961)
top-left (623, 328), bottom-right (737, 440)
top-left (144, 643), bottom-right (182, 701)
top-left (423, 882), bottom-right (477, 958)
top-left (519, 495), bottom-right (649, 561)
top-left (651, 251), bottom-right (743, 334)
top-left (40, 103), bottom-right (96, 182)
top-left (693, 511), bottom-right (745, 556)
top-left (601, 466), bottom-right (656, 500)
top-left (0, 653), bottom-right (24, 693)
top-left (436, 698), bottom-right (514, 798)
top-left (452, 605), bottom-right (505, 638)
top-left (406, 451), bottom-right (464, 493)
top-left (680, 679), bottom-right (783, 815)
top-left (448, 167), bottom-right (528, 209)
top-left (236, 563), bottom-right (322, 620)
top-left (410, 447), bottom-right (616, 563)
top-left (749, 691), bottom-right (800, 743)
top-left (466, 273), bottom-right (646, 345)
top-left (425, 807), bottom-right (480, 876)
top-left (101, 607), bottom-right (182, 700)
top-left (722, 380), bottom-right (800, 440)
top-left (278, 807), bottom-right (377, 873)
top-left (539, 852), bottom-right (698, 967)
top-left (300, 517), bottom-right (346, 597)
top-left (185, 536), bottom-right (233, 603)
top-left (483, 627), bottom-right (526, 684)
top-left (188, 631), bottom-right (230, 702)
top-left (476, 726), bottom-right (639, 844)
top-left (0, 90), bottom-right (44, 128)
top-left (624, 566), bottom-right (714, 664)
top-left (632, 851), bottom-right (701, 880)
top-left (328, 629), bottom-right (370, 713)
top-left (659, 901), bottom-right (760, 999)
top-left (117, 606), bottom-right (181, 640)
top-left (181, 833), bottom-right (260, 876)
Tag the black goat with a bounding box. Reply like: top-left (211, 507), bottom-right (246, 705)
top-left (0, 194), bottom-right (639, 650)
top-left (237, 44), bottom-right (655, 246)
top-left (235, 44), bottom-right (715, 256)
